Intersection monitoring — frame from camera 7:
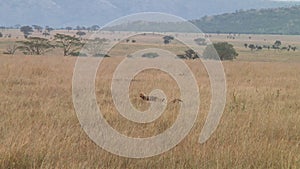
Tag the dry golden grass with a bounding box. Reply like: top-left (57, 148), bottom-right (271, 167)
top-left (0, 32), bottom-right (300, 168)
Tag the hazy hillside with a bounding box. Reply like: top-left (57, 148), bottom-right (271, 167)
top-left (192, 6), bottom-right (300, 35)
top-left (104, 5), bottom-right (300, 35)
top-left (0, 0), bottom-right (298, 27)
top-left (103, 21), bottom-right (200, 32)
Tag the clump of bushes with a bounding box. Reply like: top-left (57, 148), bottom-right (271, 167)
top-left (177, 49), bottom-right (200, 60)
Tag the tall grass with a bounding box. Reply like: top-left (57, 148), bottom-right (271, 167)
top-left (1, 54), bottom-right (300, 168)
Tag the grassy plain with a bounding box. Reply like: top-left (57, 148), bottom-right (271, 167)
top-left (0, 31), bottom-right (300, 168)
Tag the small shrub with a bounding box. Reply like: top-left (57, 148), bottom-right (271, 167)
top-left (69, 52), bottom-right (87, 57)
top-left (194, 38), bottom-right (207, 46)
top-left (177, 49), bottom-right (200, 59)
top-left (94, 53), bottom-right (110, 57)
top-left (142, 52), bottom-right (159, 58)
top-left (163, 36), bottom-right (174, 44)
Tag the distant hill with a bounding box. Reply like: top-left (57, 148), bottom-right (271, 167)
top-left (192, 6), bottom-right (300, 35)
top-left (104, 6), bottom-right (300, 35)
top-left (103, 21), bottom-right (200, 32)
top-left (0, 0), bottom-right (299, 27)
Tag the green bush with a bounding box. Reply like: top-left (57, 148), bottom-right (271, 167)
top-left (203, 42), bottom-right (238, 60)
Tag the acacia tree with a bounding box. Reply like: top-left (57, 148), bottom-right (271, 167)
top-left (66, 26), bottom-right (72, 32)
top-left (3, 44), bottom-right (19, 55)
top-left (75, 26), bottom-right (83, 30)
top-left (20, 26), bottom-right (34, 38)
top-left (76, 31), bottom-right (86, 38)
top-left (274, 40), bottom-right (282, 47)
top-left (90, 25), bottom-right (100, 31)
top-left (42, 32), bottom-right (50, 37)
top-left (45, 26), bottom-right (54, 32)
top-left (17, 37), bottom-right (55, 55)
top-left (83, 38), bottom-right (109, 56)
top-left (32, 25), bottom-right (43, 33)
top-left (54, 33), bottom-right (84, 56)
top-left (271, 40), bottom-right (282, 50)
top-left (248, 44), bottom-right (256, 51)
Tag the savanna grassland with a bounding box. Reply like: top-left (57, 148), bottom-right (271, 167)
top-left (0, 31), bottom-right (300, 168)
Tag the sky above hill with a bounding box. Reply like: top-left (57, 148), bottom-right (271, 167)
top-left (0, 0), bottom-right (299, 27)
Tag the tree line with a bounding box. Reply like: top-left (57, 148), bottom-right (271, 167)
top-left (3, 28), bottom-right (239, 61)
top-left (18, 25), bottom-right (101, 38)
top-left (3, 33), bottom-right (109, 57)
top-left (244, 40), bottom-right (297, 51)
